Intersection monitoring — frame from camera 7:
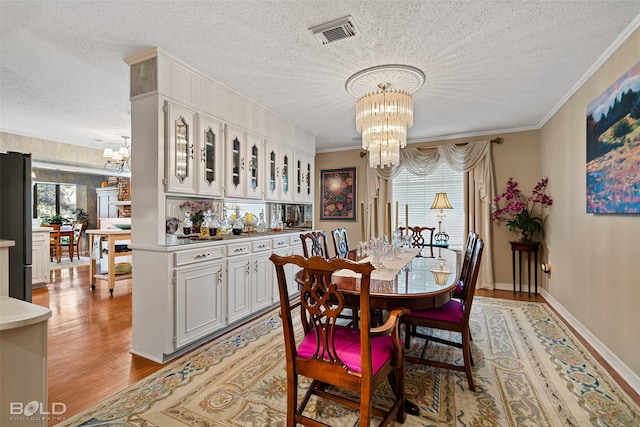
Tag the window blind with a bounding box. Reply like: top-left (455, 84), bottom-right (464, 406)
top-left (391, 163), bottom-right (464, 246)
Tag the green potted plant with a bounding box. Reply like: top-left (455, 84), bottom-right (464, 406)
top-left (73, 208), bottom-right (90, 232)
top-left (45, 214), bottom-right (66, 225)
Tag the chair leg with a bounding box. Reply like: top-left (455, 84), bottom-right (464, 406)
top-left (286, 374), bottom-right (298, 427)
top-left (461, 329), bottom-right (475, 391)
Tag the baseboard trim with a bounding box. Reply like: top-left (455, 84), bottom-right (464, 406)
top-left (542, 290), bottom-right (640, 396)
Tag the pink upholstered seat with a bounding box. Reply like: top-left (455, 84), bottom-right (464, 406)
top-left (404, 300), bottom-right (463, 323)
top-left (298, 325), bottom-right (396, 374)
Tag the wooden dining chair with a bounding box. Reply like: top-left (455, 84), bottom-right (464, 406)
top-left (402, 237), bottom-right (484, 391)
top-left (48, 228), bottom-right (61, 264)
top-left (60, 222), bottom-right (84, 261)
top-left (452, 231), bottom-right (479, 301)
top-left (399, 226), bottom-right (436, 257)
top-left (331, 227), bottom-right (350, 258)
top-left (270, 253), bottom-right (408, 426)
top-left (299, 230), bottom-right (331, 259)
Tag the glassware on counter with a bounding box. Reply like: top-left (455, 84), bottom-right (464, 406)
top-left (256, 210), bottom-right (267, 233)
top-left (200, 209), bottom-right (213, 237)
top-left (182, 211), bottom-right (192, 235)
top-left (232, 206), bottom-right (244, 235)
top-left (210, 209), bottom-right (221, 237)
top-left (270, 205), bottom-right (283, 232)
top-left (220, 206), bottom-right (230, 235)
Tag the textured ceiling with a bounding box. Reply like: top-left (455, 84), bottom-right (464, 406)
top-left (1, 1), bottom-right (640, 154)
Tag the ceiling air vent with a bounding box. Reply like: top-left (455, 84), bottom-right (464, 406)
top-left (309, 16), bottom-right (359, 45)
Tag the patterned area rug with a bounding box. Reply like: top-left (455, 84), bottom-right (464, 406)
top-left (57, 298), bottom-right (639, 426)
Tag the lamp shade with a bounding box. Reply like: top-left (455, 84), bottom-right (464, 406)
top-left (430, 192), bottom-right (453, 210)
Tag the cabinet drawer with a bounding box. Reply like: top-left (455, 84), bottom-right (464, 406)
top-left (289, 235), bottom-right (302, 247)
top-left (252, 240), bottom-right (272, 252)
top-left (272, 237), bottom-right (289, 250)
top-left (227, 242), bottom-right (251, 257)
top-left (175, 246), bottom-right (225, 267)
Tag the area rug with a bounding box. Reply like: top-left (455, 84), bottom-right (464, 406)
top-left (57, 298), bottom-right (639, 426)
top-left (50, 256), bottom-right (90, 270)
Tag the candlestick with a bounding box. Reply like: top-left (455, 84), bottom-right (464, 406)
top-left (360, 202), bottom-right (365, 239)
top-left (386, 202), bottom-right (392, 238)
top-left (405, 204), bottom-right (409, 229)
top-left (374, 197), bottom-right (378, 238)
top-left (395, 201), bottom-right (399, 230)
top-left (385, 202), bottom-right (390, 239)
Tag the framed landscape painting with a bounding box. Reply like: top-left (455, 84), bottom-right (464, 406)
top-left (320, 167), bottom-right (356, 220)
top-left (586, 61), bottom-right (640, 214)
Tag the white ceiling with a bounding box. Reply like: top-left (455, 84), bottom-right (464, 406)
top-left (1, 1), bottom-right (640, 154)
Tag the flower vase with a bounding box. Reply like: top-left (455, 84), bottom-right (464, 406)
top-left (519, 230), bottom-right (532, 242)
top-left (192, 224), bottom-right (201, 235)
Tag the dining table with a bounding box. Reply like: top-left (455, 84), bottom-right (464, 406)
top-left (331, 247), bottom-right (459, 311)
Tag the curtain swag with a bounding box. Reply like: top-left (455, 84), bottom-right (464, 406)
top-left (371, 140), bottom-right (493, 205)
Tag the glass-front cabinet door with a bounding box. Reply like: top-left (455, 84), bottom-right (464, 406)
top-left (165, 101), bottom-right (196, 194)
top-left (265, 140), bottom-right (280, 201)
top-left (294, 150), bottom-right (314, 203)
top-left (245, 132), bottom-right (263, 199)
top-left (196, 114), bottom-right (223, 197)
top-left (225, 125), bottom-right (246, 198)
top-left (280, 145), bottom-right (293, 201)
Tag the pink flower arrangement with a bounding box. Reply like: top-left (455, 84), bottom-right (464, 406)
top-left (491, 177), bottom-right (553, 241)
top-left (179, 200), bottom-right (211, 225)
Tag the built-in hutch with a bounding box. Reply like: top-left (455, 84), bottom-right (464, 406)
top-left (125, 48), bottom-right (315, 363)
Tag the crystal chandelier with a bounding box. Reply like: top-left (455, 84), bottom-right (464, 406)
top-left (346, 65), bottom-right (425, 168)
top-left (103, 136), bottom-right (131, 172)
top-left (356, 83), bottom-right (413, 167)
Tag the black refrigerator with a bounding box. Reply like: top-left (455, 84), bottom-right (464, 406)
top-left (0, 151), bottom-right (33, 301)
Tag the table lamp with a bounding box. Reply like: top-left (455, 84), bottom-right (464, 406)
top-left (430, 192), bottom-right (453, 246)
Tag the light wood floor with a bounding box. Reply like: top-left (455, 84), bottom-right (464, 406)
top-left (31, 265), bottom-right (638, 426)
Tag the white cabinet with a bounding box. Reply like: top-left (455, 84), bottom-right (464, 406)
top-left (227, 254), bottom-right (251, 324)
top-left (224, 125), bottom-right (246, 198)
top-left (0, 297), bottom-right (51, 427)
top-left (175, 259), bottom-right (225, 347)
top-left (196, 114), bottom-right (224, 197)
top-left (245, 132), bottom-right (264, 199)
top-left (294, 151), bottom-right (314, 204)
top-left (265, 140), bottom-right (293, 202)
top-left (224, 126), bottom-right (263, 199)
top-left (96, 188), bottom-right (119, 218)
top-left (227, 239), bottom-right (273, 323)
top-left (251, 240), bottom-right (273, 312)
top-left (265, 140), bottom-right (280, 201)
top-left (272, 235), bottom-right (301, 300)
top-left (164, 101), bottom-right (197, 194)
top-left (31, 229), bottom-right (50, 287)
top-left (280, 145), bottom-right (293, 202)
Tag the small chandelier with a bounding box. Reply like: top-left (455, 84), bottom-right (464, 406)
top-left (346, 65), bottom-right (425, 168)
top-left (103, 136), bottom-right (131, 172)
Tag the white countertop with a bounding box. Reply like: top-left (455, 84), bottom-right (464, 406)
top-left (0, 296), bottom-right (52, 331)
top-left (0, 240), bottom-right (15, 248)
top-left (86, 229), bottom-right (132, 235)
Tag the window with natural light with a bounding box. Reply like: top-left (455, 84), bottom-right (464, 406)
top-left (34, 182), bottom-right (77, 221)
top-left (392, 162), bottom-right (464, 246)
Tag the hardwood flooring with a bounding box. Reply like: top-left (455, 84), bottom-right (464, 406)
top-left (31, 266), bottom-right (638, 426)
